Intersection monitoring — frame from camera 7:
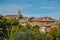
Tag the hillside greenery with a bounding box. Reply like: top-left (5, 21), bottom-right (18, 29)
top-left (0, 15), bottom-right (60, 40)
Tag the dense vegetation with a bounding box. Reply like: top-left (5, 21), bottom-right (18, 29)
top-left (0, 15), bottom-right (60, 40)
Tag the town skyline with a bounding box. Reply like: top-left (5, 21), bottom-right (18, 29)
top-left (0, 0), bottom-right (60, 19)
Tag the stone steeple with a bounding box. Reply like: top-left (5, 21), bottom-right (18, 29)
top-left (18, 9), bottom-right (21, 16)
top-left (17, 9), bottom-right (22, 19)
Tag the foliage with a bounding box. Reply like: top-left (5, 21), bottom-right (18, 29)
top-left (49, 27), bottom-right (60, 40)
top-left (9, 26), bottom-right (36, 40)
top-left (6, 18), bottom-right (19, 26)
top-left (1, 15), bottom-right (60, 40)
top-left (9, 26), bottom-right (19, 40)
top-left (31, 25), bottom-right (41, 40)
top-left (0, 15), bottom-right (8, 39)
top-left (0, 15), bottom-right (19, 40)
top-left (16, 32), bottom-right (36, 40)
top-left (0, 15), bottom-right (7, 27)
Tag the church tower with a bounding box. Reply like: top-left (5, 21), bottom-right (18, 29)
top-left (18, 9), bottom-right (21, 16)
top-left (17, 9), bottom-right (22, 19)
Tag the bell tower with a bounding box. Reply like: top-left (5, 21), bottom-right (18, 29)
top-left (17, 9), bottom-right (22, 19)
top-left (18, 9), bottom-right (21, 16)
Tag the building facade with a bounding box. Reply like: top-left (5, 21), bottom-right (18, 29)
top-left (5, 9), bottom-right (22, 19)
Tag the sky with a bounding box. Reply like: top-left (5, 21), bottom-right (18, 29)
top-left (0, 0), bottom-right (60, 20)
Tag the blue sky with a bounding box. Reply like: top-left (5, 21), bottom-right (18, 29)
top-left (0, 0), bottom-right (60, 19)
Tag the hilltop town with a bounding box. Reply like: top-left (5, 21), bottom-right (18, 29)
top-left (1, 0), bottom-right (60, 40)
top-left (1, 9), bottom-right (60, 40)
top-left (5, 9), bottom-right (60, 32)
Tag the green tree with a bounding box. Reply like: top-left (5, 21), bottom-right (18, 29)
top-left (16, 32), bottom-right (36, 40)
top-left (9, 26), bottom-right (19, 40)
top-left (0, 15), bottom-right (8, 40)
top-left (9, 26), bottom-right (36, 40)
top-left (49, 27), bottom-right (60, 40)
top-left (45, 33), bottom-right (53, 40)
top-left (31, 25), bottom-right (41, 40)
top-left (6, 18), bottom-right (19, 26)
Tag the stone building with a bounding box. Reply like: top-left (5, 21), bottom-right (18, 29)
top-left (5, 9), bottom-right (22, 19)
top-left (28, 16), bottom-right (59, 32)
top-left (5, 9), bottom-right (60, 32)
